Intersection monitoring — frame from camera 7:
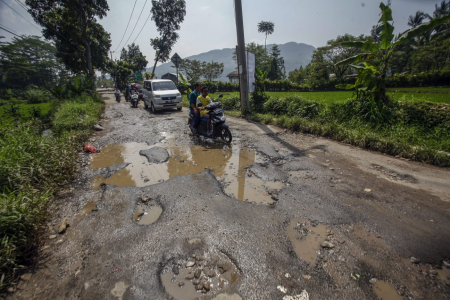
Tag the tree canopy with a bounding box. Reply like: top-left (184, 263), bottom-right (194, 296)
top-left (25, 0), bottom-right (112, 89)
top-left (150, 0), bottom-right (186, 77)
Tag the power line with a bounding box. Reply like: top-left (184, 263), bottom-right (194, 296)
top-left (0, 0), bottom-right (41, 32)
top-left (14, 0), bottom-right (28, 11)
top-left (113, 0), bottom-right (138, 52)
top-left (0, 23), bottom-right (20, 35)
top-left (132, 11), bottom-right (151, 44)
top-left (122, 0), bottom-right (147, 48)
top-left (0, 25), bottom-right (21, 37)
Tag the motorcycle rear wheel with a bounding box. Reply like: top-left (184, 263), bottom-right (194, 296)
top-left (220, 127), bottom-right (232, 144)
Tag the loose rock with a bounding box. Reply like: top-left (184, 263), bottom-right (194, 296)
top-left (277, 285), bottom-right (288, 294)
top-left (194, 269), bottom-right (202, 279)
top-left (58, 218), bottom-right (70, 234)
top-left (49, 235), bottom-right (57, 240)
top-left (178, 281), bottom-right (185, 287)
top-left (94, 124), bottom-right (104, 131)
top-left (369, 278), bottom-right (377, 284)
top-left (410, 257), bottom-right (421, 264)
top-left (172, 265), bottom-right (179, 275)
top-left (320, 241), bottom-right (335, 249)
top-left (185, 261), bottom-right (195, 268)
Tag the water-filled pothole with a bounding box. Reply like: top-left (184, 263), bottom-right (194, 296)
top-left (286, 218), bottom-right (328, 265)
top-left (133, 204), bottom-right (163, 225)
top-left (373, 281), bottom-right (403, 300)
top-left (82, 202), bottom-right (97, 214)
top-left (437, 265), bottom-right (450, 285)
top-left (161, 252), bottom-right (239, 300)
top-left (90, 142), bottom-right (283, 204)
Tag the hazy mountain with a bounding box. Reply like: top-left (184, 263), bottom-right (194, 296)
top-left (148, 42), bottom-right (316, 82)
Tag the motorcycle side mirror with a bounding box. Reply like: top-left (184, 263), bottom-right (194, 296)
top-left (219, 94), bottom-right (223, 98)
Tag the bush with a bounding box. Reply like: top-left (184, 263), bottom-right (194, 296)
top-left (0, 93), bottom-right (104, 292)
top-left (23, 88), bottom-right (49, 104)
top-left (52, 95), bottom-right (103, 134)
top-left (0, 190), bottom-right (50, 290)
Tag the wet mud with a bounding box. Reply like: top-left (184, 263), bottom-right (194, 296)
top-left (286, 218), bottom-right (328, 265)
top-left (161, 252), bottom-right (239, 300)
top-left (90, 141), bottom-right (284, 204)
top-left (373, 280), bottom-right (404, 300)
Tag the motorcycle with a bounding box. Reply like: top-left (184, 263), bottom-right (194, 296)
top-left (188, 95), bottom-right (232, 144)
top-left (130, 91), bottom-right (139, 108)
top-left (115, 93), bottom-right (121, 102)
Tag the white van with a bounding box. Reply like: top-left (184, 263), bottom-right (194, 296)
top-left (142, 79), bottom-right (182, 113)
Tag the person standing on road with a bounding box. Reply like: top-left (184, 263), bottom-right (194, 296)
top-left (189, 82), bottom-right (202, 132)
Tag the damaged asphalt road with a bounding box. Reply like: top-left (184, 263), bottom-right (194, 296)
top-left (10, 90), bottom-right (450, 300)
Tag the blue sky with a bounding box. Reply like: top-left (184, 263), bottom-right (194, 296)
top-left (0, 0), bottom-right (445, 66)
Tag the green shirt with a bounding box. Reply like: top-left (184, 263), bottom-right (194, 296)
top-left (189, 90), bottom-right (200, 112)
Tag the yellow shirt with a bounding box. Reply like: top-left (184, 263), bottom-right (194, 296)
top-left (197, 96), bottom-right (212, 117)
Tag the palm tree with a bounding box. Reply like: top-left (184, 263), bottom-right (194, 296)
top-left (257, 21), bottom-right (275, 51)
top-left (407, 11), bottom-right (431, 28)
top-left (433, 0), bottom-right (449, 18)
top-left (433, 0), bottom-right (450, 34)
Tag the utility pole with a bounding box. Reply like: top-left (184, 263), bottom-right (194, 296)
top-left (234, 0), bottom-right (250, 112)
top-left (110, 51), bottom-right (115, 87)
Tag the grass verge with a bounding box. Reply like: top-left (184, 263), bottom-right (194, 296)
top-left (224, 97), bottom-right (450, 167)
top-left (0, 94), bottom-right (104, 293)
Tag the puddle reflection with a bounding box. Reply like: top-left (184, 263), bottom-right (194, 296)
top-left (90, 142), bottom-right (283, 203)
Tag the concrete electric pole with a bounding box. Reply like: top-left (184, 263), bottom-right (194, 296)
top-left (234, 0), bottom-right (250, 112)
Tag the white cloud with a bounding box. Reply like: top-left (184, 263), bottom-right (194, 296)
top-left (199, 6), bottom-right (211, 12)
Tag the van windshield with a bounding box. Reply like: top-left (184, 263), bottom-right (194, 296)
top-left (152, 81), bottom-right (177, 91)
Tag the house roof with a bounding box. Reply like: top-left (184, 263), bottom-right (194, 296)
top-left (226, 71), bottom-right (239, 78)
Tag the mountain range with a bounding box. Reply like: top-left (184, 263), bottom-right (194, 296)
top-left (147, 42), bottom-right (316, 82)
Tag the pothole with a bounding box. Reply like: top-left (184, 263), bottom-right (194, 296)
top-left (82, 202), bottom-right (97, 214)
top-left (373, 281), bottom-right (403, 300)
top-left (133, 203), bottom-right (163, 225)
top-left (286, 218), bottom-right (329, 265)
top-left (437, 263), bottom-right (450, 285)
top-left (161, 251), bottom-right (240, 300)
top-left (90, 141), bottom-right (284, 204)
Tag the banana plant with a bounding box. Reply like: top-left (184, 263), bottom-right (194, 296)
top-left (336, 2), bottom-right (450, 104)
top-left (178, 72), bottom-right (195, 97)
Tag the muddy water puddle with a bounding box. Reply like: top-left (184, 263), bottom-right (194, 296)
top-left (373, 281), bottom-right (403, 300)
top-left (82, 202), bottom-right (97, 214)
top-left (133, 204), bottom-right (163, 225)
top-left (90, 142), bottom-right (283, 204)
top-left (437, 265), bottom-right (450, 285)
top-left (286, 218), bottom-right (328, 265)
top-left (161, 252), bottom-right (239, 300)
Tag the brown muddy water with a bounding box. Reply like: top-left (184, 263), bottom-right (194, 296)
top-left (373, 280), bottom-right (403, 300)
top-left (133, 204), bottom-right (163, 225)
top-left (437, 265), bottom-right (450, 285)
top-left (161, 252), bottom-right (239, 300)
top-left (286, 218), bottom-right (328, 266)
top-left (82, 202), bottom-right (97, 214)
top-left (90, 141), bottom-right (283, 204)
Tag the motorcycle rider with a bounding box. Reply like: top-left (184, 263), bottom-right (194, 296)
top-left (196, 86), bottom-right (213, 136)
top-left (189, 83), bottom-right (202, 132)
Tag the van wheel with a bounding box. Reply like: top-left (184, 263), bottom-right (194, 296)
top-left (177, 107), bottom-right (182, 111)
top-left (151, 103), bottom-right (156, 114)
top-left (144, 102), bottom-right (148, 109)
